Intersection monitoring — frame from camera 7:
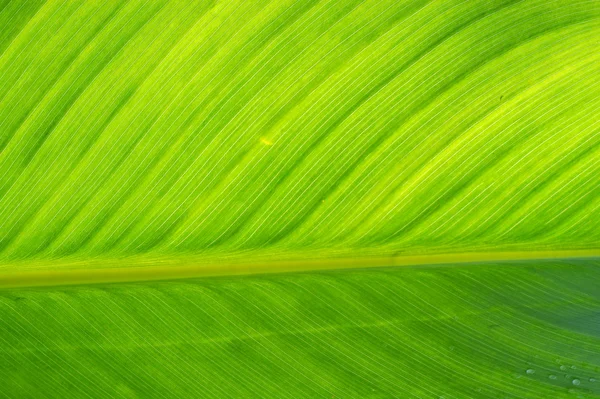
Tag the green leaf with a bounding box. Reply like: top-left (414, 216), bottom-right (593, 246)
top-left (0, 0), bottom-right (598, 397)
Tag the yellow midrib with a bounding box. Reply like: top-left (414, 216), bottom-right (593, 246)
top-left (0, 249), bottom-right (597, 289)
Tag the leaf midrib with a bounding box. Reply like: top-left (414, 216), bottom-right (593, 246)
top-left (0, 249), bottom-right (597, 289)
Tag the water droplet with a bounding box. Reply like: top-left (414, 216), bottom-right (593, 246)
top-left (526, 369), bottom-right (535, 375)
top-left (560, 365), bottom-right (568, 371)
top-left (589, 378), bottom-right (596, 382)
top-left (549, 375), bottom-right (557, 380)
top-left (571, 365), bottom-right (577, 370)
top-left (572, 379), bottom-right (581, 386)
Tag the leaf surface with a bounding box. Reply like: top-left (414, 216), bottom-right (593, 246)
top-left (0, 0), bottom-right (598, 397)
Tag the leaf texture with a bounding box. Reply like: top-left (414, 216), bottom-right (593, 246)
top-left (0, 0), bottom-right (597, 267)
top-left (0, 1), bottom-right (599, 398)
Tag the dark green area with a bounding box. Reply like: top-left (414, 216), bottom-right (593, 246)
top-left (1, 259), bottom-right (599, 398)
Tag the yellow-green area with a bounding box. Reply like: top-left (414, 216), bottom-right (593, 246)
top-left (0, 0), bottom-right (598, 269)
